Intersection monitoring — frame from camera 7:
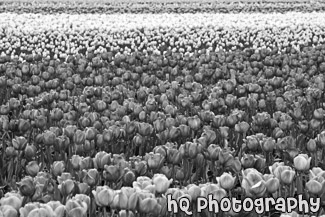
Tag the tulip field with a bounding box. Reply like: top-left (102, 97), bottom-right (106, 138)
top-left (2, 0), bottom-right (325, 217)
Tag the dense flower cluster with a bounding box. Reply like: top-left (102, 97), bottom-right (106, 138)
top-left (1, 12), bottom-right (325, 59)
top-left (1, 1), bottom-right (325, 216)
top-left (0, 1), bottom-right (324, 14)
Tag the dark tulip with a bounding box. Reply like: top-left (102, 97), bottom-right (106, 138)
top-left (18, 176), bottom-right (35, 197)
top-left (123, 169), bottom-right (136, 186)
top-left (24, 144), bottom-right (37, 160)
top-left (103, 165), bottom-right (121, 183)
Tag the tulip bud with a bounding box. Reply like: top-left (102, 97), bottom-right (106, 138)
top-left (24, 144), bottom-right (37, 160)
top-left (123, 169), bottom-right (136, 186)
top-left (175, 166), bottom-right (185, 181)
top-left (307, 139), bottom-right (317, 152)
top-left (26, 161), bottom-right (40, 177)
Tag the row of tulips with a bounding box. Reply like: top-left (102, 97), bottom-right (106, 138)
top-left (0, 1), bottom-right (324, 14)
top-left (1, 13), bottom-right (325, 59)
top-left (2, 164), bottom-right (325, 217)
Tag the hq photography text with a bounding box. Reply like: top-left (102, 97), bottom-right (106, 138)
top-left (167, 194), bottom-right (321, 215)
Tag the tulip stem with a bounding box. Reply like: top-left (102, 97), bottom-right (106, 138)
top-left (314, 152), bottom-right (318, 167)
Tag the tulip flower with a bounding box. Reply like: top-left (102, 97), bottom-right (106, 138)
top-left (93, 151), bottom-right (111, 170)
top-left (264, 176), bottom-right (280, 194)
top-left (103, 165), bottom-right (121, 183)
top-left (241, 168), bottom-right (266, 197)
top-left (70, 155), bottom-right (82, 170)
top-left (217, 172), bottom-right (236, 190)
top-left (119, 210), bottom-right (135, 217)
top-left (152, 174), bottom-right (173, 194)
top-left (179, 141), bottom-right (199, 159)
top-left (92, 186), bottom-right (115, 207)
top-left (293, 154), bottom-right (311, 171)
top-left (46, 201), bottom-right (65, 217)
top-left (123, 169), bottom-right (136, 186)
top-left (133, 176), bottom-right (152, 190)
top-left (145, 152), bottom-right (164, 170)
top-left (306, 177), bottom-right (325, 196)
top-left (18, 176), bottom-right (36, 197)
top-left (82, 169), bottom-right (99, 187)
top-left (79, 157), bottom-right (94, 170)
top-left (24, 144), bottom-right (37, 160)
top-left (43, 130), bottom-right (56, 146)
top-left (58, 179), bottom-right (75, 197)
top-left (65, 198), bottom-right (88, 217)
top-left (139, 198), bottom-right (159, 214)
top-left (26, 161), bottom-right (40, 177)
top-left (51, 161), bottom-right (65, 177)
top-left (73, 130), bottom-right (86, 145)
top-left (280, 169), bottom-right (295, 185)
top-left (112, 190), bottom-right (128, 210)
top-left (241, 154), bottom-right (255, 169)
top-left (0, 192), bottom-right (23, 211)
top-left (12, 136), bottom-right (28, 150)
top-left (166, 148), bottom-right (181, 165)
top-left (307, 139), bottom-right (317, 152)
